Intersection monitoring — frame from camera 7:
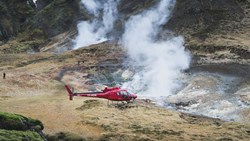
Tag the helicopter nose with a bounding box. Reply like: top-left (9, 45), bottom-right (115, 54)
top-left (133, 94), bottom-right (137, 99)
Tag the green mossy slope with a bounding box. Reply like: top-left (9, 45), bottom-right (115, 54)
top-left (0, 129), bottom-right (43, 141)
top-left (0, 112), bottom-right (44, 141)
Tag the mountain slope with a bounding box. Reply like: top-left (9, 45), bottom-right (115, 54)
top-left (0, 0), bottom-right (250, 59)
top-left (167, 0), bottom-right (250, 63)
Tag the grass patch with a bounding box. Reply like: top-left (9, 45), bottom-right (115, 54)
top-left (0, 129), bottom-right (43, 141)
top-left (101, 124), bottom-right (112, 131)
top-left (76, 100), bottom-right (101, 111)
top-left (129, 122), bottom-right (183, 139)
top-left (0, 112), bottom-right (43, 131)
top-left (46, 132), bottom-right (87, 141)
top-left (98, 133), bottom-right (153, 141)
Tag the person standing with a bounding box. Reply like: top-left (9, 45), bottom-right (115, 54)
top-left (3, 73), bottom-right (6, 79)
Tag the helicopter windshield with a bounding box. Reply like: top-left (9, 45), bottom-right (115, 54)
top-left (126, 89), bottom-right (134, 95)
top-left (125, 90), bottom-right (131, 95)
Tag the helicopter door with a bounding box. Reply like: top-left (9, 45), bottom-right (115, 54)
top-left (120, 91), bottom-right (129, 99)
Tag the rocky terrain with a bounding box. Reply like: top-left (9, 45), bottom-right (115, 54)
top-left (1, 0), bottom-right (250, 60)
top-left (0, 0), bottom-right (250, 140)
top-left (168, 0), bottom-right (250, 64)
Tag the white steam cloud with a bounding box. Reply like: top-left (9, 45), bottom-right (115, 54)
top-left (121, 0), bottom-right (191, 101)
top-left (74, 0), bottom-right (119, 49)
top-left (81, 0), bottom-right (100, 16)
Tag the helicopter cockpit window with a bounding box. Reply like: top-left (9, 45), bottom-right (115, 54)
top-left (127, 90), bottom-right (134, 95)
top-left (120, 91), bottom-right (128, 95)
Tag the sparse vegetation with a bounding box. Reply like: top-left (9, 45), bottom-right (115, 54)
top-left (0, 129), bottom-right (43, 141)
top-left (76, 100), bottom-right (101, 111)
top-left (100, 124), bottom-right (112, 131)
top-left (46, 132), bottom-right (87, 141)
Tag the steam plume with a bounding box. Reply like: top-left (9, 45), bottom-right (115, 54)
top-left (121, 0), bottom-right (191, 101)
top-left (74, 0), bottom-right (119, 49)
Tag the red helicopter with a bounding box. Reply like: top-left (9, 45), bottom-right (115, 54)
top-left (65, 85), bottom-right (137, 102)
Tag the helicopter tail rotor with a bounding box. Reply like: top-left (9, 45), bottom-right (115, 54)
top-left (65, 85), bottom-right (74, 100)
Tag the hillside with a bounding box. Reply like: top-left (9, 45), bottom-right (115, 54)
top-left (0, 0), bottom-right (250, 140)
top-left (0, 0), bottom-right (249, 61)
top-left (169, 0), bottom-right (250, 64)
top-left (0, 44), bottom-right (249, 140)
